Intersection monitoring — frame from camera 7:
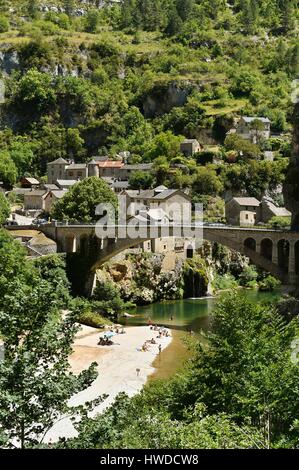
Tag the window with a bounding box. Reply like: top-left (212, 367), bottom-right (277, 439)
top-left (69, 171), bottom-right (73, 177)
top-left (78, 172), bottom-right (82, 177)
top-left (246, 214), bottom-right (249, 220)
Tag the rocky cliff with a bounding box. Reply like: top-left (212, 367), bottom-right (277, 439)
top-left (284, 103), bottom-right (299, 230)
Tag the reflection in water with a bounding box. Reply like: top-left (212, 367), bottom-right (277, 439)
top-left (122, 289), bottom-right (280, 333)
top-left (121, 289), bottom-right (281, 380)
top-left (121, 298), bottom-right (215, 333)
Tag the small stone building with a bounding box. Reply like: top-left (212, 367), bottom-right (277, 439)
top-left (235, 116), bottom-right (271, 143)
top-left (180, 139), bottom-right (202, 156)
top-left (24, 190), bottom-right (48, 211)
top-left (20, 177), bottom-right (40, 189)
top-left (65, 163), bottom-right (88, 181)
top-left (225, 197), bottom-right (260, 226)
top-left (259, 197), bottom-right (291, 223)
top-left (47, 158), bottom-right (69, 184)
top-left (44, 190), bottom-right (68, 214)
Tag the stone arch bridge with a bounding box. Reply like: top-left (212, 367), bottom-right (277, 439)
top-left (21, 222), bottom-right (298, 294)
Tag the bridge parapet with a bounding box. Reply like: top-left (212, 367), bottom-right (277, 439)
top-left (6, 223), bottom-right (299, 289)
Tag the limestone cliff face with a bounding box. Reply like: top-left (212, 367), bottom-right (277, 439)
top-left (283, 103), bottom-right (299, 230)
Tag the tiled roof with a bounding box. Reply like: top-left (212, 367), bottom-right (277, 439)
top-left (24, 190), bottom-right (48, 198)
top-left (47, 158), bottom-right (68, 165)
top-left (112, 181), bottom-right (130, 189)
top-left (23, 177), bottom-right (40, 185)
top-left (181, 139), bottom-right (200, 144)
top-left (242, 116), bottom-right (271, 124)
top-left (121, 164), bottom-right (153, 170)
top-left (66, 164), bottom-right (87, 170)
top-left (231, 197), bottom-right (260, 206)
top-left (98, 161), bottom-right (124, 168)
top-left (56, 179), bottom-right (78, 187)
top-left (125, 188), bottom-right (189, 201)
top-left (50, 190), bottom-right (68, 199)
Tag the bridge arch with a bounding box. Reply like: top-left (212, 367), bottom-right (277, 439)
top-left (244, 237), bottom-right (256, 251)
top-left (278, 239), bottom-right (290, 273)
top-left (186, 243), bottom-right (194, 259)
top-left (260, 238), bottom-right (273, 261)
top-left (79, 234), bottom-right (89, 254)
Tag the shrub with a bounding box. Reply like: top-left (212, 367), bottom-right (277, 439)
top-left (0, 16), bottom-right (9, 33)
top-left (268, 216), bottom-right (291, 229)
top-left (258, 275), bottom-right (281, 292)
top-left (213, 273), bottom-right (238, 291)
top-left (238, 265), bottom-right (258, 287)
top-left (79, 310), bottom-right (113, 328)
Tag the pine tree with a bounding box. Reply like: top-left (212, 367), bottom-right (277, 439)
top-left (64, 0), bottom-right (75, 18)
top-left (164, 7), bottom-right (183, 36)
top-left (290, 44), bottom-right (299, 77)
top-left (176, 0), bottom-right (194, 22)
top-left (281, 0), bottom-right (295, 32)
top-left (27, 0), bottom-right (38, 19)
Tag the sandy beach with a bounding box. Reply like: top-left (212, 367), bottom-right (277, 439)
top-left (44, 324), bottom-right (172, 442)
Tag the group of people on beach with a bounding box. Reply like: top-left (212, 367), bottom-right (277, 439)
top-left (107, 326), bottom-right (126, 335)
top-left (141, 337), bottom-right (157, 352)
top-left (150, 325), bottom-right (171, 339)
top-left (139, 324), bottom-right (171, 354)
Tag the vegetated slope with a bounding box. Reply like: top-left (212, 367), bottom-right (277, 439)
top-left (0, 1), bottom-right (297, 183)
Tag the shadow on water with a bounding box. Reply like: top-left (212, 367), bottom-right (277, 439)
top-left (121, 297), bottom-right (216, 333)
top-left (120, 289), bottom-right (281, 381)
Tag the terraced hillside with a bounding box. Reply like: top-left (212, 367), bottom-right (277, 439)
top-left (0, 1), bottom-right (297, 198)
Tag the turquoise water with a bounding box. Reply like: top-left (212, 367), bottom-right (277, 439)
top-left (121, 289), bottom-right (282, 333)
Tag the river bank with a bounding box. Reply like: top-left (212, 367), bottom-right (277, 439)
top-left (45, 324), bottom-right (172, 442)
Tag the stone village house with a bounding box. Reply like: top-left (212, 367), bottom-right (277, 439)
top-left (225, 196), bottom-right (291, 226)
top-left (227, 116), bottom-right (271, 144)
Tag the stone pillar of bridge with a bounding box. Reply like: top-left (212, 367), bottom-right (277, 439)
top-left (288, 240), bottom-right (297, 284)
top-left (272, 242), bottom-right (278, 265)
top-left (73, 236), bottom-right (79, 253)
top-left (255, 241), bottom-right (261, 255)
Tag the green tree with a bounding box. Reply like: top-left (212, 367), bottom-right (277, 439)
top-left (176, 0), bottom-right (194, 21)
top-left (250, 118), bottom-right (266, 144)
top-left (85, 9), bottom-right (100, 33)
top-left (179, 293), bottom-right (299, 445)
top-left (145, 131), bottom-right (182, 161)
top-left (33, 254), bottom-right (71, 306)
top-left (14, 70), bottom-right (55, 113)
top-left (0, 230), bottom-right (100, 448)
top-left (224, 134), bottom-right (260, 159)
top-left (9, 138), bottom-right (34, 178)
top-left (192, 166), bottom-right (223, 195)
top-left (27, 0), bottom-right (38, 19)
top-left (129, 171), bottom-right (154, 189)
top-left (51, 177), bottom-right (118, 222)
top-left (0, 150), bottom-right (17, 188)
top-left (64, 0), bottom-right (75, 17)
top-left (164, 8), bottom-right (183, 36)
top-left (0, 15), bottom-right (9, 32)
top-left (0, 192), bottom-right (10, 225)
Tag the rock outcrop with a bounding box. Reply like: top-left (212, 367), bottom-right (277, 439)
top-left (283, 103), bottom-right (299, 230)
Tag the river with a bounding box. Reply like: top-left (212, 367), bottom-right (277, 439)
top-left (121, 289), bottom-right (282, 380)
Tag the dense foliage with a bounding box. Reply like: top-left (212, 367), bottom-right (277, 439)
top-left (0, 230), bottom-right (100, 448)
top-left (51, 176), bottom-right (118, 222)
top-left (0, 0), bottom-right (296, 204)
top-left (64, 292), bottom-right (299, 449)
